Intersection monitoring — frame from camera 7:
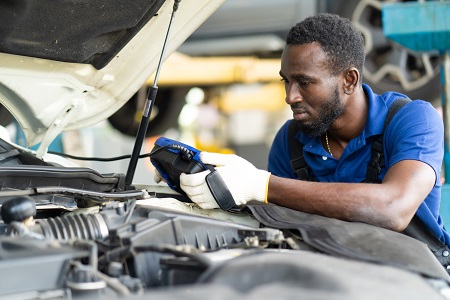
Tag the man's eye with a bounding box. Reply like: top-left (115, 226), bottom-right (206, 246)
top-left (299, 81), bottom-right (310, 86)
top-left (280, 77), bottom-right (288, 83)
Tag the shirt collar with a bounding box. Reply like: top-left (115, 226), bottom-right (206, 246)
top-left (362, 83), bottom-right (388, 138)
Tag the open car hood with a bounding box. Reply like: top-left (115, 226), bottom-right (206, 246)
top-left (0, 0), bottom-right (224, 147)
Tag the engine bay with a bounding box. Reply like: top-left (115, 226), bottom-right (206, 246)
top-left (0, 190), bottom-right (296, 299)
top-left (1, 187), bottom-right (450, 300)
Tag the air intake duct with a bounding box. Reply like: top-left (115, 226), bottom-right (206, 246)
top-left (35, 213), bottom-right (109, 241)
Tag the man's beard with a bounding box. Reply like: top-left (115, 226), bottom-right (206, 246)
top-left (297, 86), bottom-right (344, 137)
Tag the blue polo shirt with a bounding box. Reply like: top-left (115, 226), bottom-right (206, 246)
top-left (268, 84), bottom-right (449, 245)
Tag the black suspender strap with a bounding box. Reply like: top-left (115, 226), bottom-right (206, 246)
top-left (364, 97), bottom-right (411, 183)
top-left (288, 120), bottom-right (314, 181)
top-left (403, 215), bottom-right (450, 268)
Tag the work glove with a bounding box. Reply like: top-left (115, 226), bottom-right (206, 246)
top-left (180, 152), bottom-right (271, 210)
top-left (153, 169), bottom-right (163, 184)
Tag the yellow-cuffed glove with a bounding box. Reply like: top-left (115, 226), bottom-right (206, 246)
top-left (180, 152), bottom-right (271, 210)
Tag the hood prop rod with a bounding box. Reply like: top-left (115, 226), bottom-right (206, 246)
top-left (125, 0), bottom-right (181, 189)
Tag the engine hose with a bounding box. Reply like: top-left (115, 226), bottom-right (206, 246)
top-left (35, 213), bottom-right (109, 241)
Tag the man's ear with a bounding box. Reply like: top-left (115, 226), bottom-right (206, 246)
top-left (343, 68), bottom-right (360, 95)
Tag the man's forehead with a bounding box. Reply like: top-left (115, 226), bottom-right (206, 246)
top-left (282, 43), bottom-right (327, 61)
top-left (281, 43), bottom-right (330, 74)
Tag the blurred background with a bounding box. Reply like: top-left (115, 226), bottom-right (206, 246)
top-left (2, 0), bottom-right (443, 185)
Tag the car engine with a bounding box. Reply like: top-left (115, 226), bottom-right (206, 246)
top-left (0, 190), bottom-right (294, 299)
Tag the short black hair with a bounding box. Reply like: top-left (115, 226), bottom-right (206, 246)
top-left (286, 13), bottom-right (365, 79)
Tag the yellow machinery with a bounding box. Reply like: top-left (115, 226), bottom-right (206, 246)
top-left (147, 52), bottom-right (286, 113)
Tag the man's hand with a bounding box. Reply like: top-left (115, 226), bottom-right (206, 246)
top-left (180, 152), bottom-right (271, 209)
top-left (153, 169), bottom-right (164, 184)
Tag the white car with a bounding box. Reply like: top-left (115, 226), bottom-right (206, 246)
top-left (0, 1), bottom-right (448, 299)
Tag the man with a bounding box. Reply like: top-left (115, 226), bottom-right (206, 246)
top-left (177, 14), bottom-right (449, 246)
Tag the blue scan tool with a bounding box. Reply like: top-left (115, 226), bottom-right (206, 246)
top-left (149, 137), bottom-right (213, 197)
top-left (150, 137), bottom-right (238, 211)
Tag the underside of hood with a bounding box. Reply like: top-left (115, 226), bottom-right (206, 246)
top-left (0, 0), bottom-right (224, 147)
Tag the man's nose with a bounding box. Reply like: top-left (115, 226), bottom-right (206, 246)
top-left (285, 84), bottom-right (302, 105)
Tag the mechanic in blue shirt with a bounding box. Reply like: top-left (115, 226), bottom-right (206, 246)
top-left (179, 14), bottom-right (449, 246)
